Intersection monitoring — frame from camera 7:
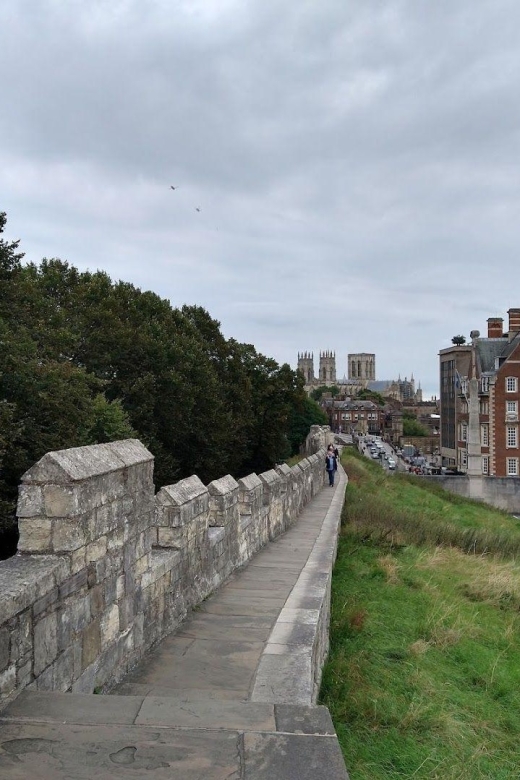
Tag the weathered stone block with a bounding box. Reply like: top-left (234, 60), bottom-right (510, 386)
top-left (12, 611), bottom-right (32, 662)
top-left (43, 484), bottom-right (79, 517)
top-left (35, 664), bottom-right (54, 691)
top-left (52, 518), bottom-right (87, 552)
top-left (71, 546), bottom-right (87, 574)
top-left (54, 646), bottom-right (75, 691)
top-left (16, 660), bottom-right (32, 689)
top-left (17, 518), bottom-right (52, 553)
top-left (82, 620), bottom-right (101, 670)
top-left (90, 584), bottom-right (104, 617)
top-left (100, 604), bottom-right (119, 649)
top-left (17, 485), bottom-right (44, 518)
top-left (58, 569), bottom-right (88, 601)
top-left (69, 595), bottom-right (91, 634)
top-left (33, 586), bottom-right (59, 618)
top-left (0, 664), bottom-right (16, 695)
top-left (104, 575), bottom-right (118, 606)
top-left (34, 612), bottom-right (58, 676)
top-left (86, 536), bottom-right (107, 562)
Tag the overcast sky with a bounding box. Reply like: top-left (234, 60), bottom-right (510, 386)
top-left (2, 0), bottom-right (520, 399)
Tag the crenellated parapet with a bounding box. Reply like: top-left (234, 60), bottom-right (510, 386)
top-left (0, 431), bottom-right (331, 706)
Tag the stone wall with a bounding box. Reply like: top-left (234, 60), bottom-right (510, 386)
top-left (423, 474), bottom-right (520, 513)
top-left (0, 437), bottom-right (328, 706)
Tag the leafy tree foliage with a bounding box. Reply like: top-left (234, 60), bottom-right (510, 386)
top-left (0, 214), bottom-right (316, 556)
top-left (451, 335), bottom-right (466, 346)
top-left (310, 385), bottom-right (340, 401)
top-left (403, 418), bottom-right (429, 436)
top-left (356, 388), bottom-right (386, 406)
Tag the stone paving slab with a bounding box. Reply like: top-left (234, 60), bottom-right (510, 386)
top-left (122, 638), bottom-right (264, 692)
top-left (135, 697), bottom-right (275, 731)
top-left (244, 731), bottom-right (348, 780)
top-left (0, 691), bottom-right (144, 726)
top-left (175, 612), bottom-right (274, 642)
top-left (0, 721), bottom-right (242, 779)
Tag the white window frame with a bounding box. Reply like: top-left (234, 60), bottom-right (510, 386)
top-left (481, 425), bottom-right (489, 446)
top-left (506, 426), bottom-right (518, 448)
top-left (460, 449), bottom-right (468, 467)
top-left (482, 456), bottom-right (489, 475)
top-left (507, 457), bottom-right (518, 476)
top-left (460, 423), bottom-right (468, 442)
top-left (506, 377), bottom-right (518, 393)
top-left (480, 376), bottom-right (489, 392)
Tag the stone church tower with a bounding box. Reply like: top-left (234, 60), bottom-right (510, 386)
top-left (319, 351), bottom-right (336, 383)
top-left (348, 353), bottom-right (375, 382)
top-left (297, 352), bottom-right (315, 384)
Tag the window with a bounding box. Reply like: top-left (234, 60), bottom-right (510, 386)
top-left (507, 458), bottom-right (518, 476)
top-left (480, 376), bottom-right (489, 392)
top-left (506, 377), bottom-right (518, 393)
top-left (506, 426), bottom-right (518, 448)
top-left (460, 449), bottom-right (468, 467)
top-left (342, 413), bottom-right (351, 421)
top-left (460, 423), bottom-right (468, 442)
top-left (480, 399), bottom-right (489, 414)
top-left (481, 425), bottom-right (489, 446)
top-left (482, 456), bottom-right (489, 475)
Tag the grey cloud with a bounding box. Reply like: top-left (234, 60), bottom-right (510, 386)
top-left (2, 0), bottom-right (520, 397)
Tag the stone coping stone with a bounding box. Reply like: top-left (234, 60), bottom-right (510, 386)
top-left (0, 555), bottom-right (69, 624)
top-left (22, 440), bottom-right (153, 484)
top-left (237, 472), bottom-right (263, 491)
top-left (156, 475), bottom-right (207, 506)
top-left (207, 475), bottom-right (239, 496)
top-left (251, 467), bottom-right (346, 706)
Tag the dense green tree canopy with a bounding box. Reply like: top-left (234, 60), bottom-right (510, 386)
top-left (356, 388), bottom-right (386, 406)
top-left (310, 385), bottom-right (340, 401)
top-left (0, 213), bottom-right (323, 555)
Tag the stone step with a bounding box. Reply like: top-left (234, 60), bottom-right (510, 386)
top-left (0, 691), bottom-right (349, 779)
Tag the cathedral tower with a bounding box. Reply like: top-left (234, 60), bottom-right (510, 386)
top-left (319, 351), bottom-right (336, 383)
top-left (348, 353), bottom-right (375, 381)
top-left (297, 352), bottom-right (315, 383)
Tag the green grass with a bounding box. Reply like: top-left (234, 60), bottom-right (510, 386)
top-left (320, 448), bottom-right (520, 779)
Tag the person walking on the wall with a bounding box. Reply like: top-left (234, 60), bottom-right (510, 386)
top-left (325, 445), bottom-right (338, 487)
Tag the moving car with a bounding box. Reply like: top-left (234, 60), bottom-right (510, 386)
top-left (387, 458), bottom-right (396, 470)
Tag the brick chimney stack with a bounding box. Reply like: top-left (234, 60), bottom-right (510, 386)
top-left (487, 317), bottom-right (503, 338)
top-left (507, 308), bottom-right (520, 339)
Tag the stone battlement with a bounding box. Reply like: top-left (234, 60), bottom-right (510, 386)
top-left (0, 431), bottom-right (331, 706)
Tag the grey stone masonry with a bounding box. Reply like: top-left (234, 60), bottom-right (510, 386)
top-left (0, 432), bottom-right (330, 708)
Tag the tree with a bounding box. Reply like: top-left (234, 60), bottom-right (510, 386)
top-left (451, 335), bottom-right (466, 346)
top-left (310, 385), bottom-right (340, 401)
top-left (288, 396), bottom-right (328, 455)
top-left (403, 418), bottom-right (429, 436)
top-left (357, 389), bottom-right (386, 406)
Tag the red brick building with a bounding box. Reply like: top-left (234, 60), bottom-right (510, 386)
top-left (440, 309), bottom-right (520, 476)
top-left (321, 398), bottom-right (385, 435)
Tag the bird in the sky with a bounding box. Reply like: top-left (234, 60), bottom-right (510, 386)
top-left (195, 207), bottom-right (201, 212)
top-left (170, 185), bottom-right (177, 190)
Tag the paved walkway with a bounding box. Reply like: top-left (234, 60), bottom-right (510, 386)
top-left (0, 467), bottom-right (349, 779)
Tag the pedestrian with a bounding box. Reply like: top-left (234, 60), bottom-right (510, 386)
top-left (325, 446), bottom-right (338, 487)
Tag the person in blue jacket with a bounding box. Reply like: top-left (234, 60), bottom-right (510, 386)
top-left (325, 445), bottom-right (338, 487)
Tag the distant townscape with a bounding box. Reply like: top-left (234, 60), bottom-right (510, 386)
top-left (299, 307), bottom-right (520, 480)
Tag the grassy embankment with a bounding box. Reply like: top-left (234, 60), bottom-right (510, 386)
top-left (320, 448), bottom-right (520, 780)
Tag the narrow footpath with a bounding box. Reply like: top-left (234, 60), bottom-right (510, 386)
top-left (0, 466), bottom-right (349, 780)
